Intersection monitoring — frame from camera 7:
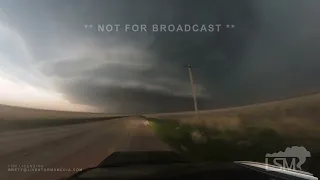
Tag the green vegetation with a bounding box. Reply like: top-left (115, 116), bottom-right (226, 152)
top-left (140, 93), bottom-right (320, 174)
top-left (142, 116), bottom-right (298, 162)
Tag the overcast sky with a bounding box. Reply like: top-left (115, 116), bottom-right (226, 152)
top-left (0, 0), bottom-right (320, 113)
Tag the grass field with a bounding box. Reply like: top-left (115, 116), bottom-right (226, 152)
top-left (1, 94), bottom-right (319, 174)
top-left (0, 104), bottom-right (126, 132)
top-left (143, 93), bottom-right (320, 174)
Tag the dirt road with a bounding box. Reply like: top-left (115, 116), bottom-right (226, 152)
top-left (0, 116), bottom-right (169, 180)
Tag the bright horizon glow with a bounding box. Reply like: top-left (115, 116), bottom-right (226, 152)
top-left (0, 19), bottom-right (98, 113)
top-left (0, 76), bottom-right (98, 112)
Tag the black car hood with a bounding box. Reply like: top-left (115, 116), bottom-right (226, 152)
top-left (60, 151), bottom-right (318, 180)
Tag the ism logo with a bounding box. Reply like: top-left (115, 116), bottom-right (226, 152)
top-left (265, 146), bottom-right (311, 171)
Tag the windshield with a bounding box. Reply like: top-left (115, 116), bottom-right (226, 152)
top-left (0, 0), bottom-right (319, 180)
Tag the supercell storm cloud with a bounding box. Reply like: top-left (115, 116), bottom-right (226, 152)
top-left (1, 0), bottom-right (320, 113)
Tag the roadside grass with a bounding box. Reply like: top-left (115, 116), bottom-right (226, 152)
top-left (140, 115), bottom-right (320, 174)
top-left (149, 93), bottom-right (320, 139)
top-left (142, 116), bottom-right (287, 162)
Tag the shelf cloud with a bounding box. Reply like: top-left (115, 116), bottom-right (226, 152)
top-left (1, 0), bottom-right (320, 113)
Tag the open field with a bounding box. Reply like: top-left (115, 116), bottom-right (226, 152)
top-left (0, 104), bottom-right (125, 121)
top-left (143, 93), bottom-right (320, 175)
top-left (147, 93), bottom-right (320, 138)
top-left (0, 104), bottom-right (127, 132)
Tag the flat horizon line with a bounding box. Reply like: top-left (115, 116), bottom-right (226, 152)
top-left (1, 91), bottom-right (319, 115)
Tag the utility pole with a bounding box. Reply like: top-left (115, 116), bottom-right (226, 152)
top-left (186, 65), bottom-right (199, 122)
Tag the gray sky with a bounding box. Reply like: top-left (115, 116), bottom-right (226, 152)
top-left (0, 0), bottom-right (320, 113)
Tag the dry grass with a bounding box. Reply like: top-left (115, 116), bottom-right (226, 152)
top-left (0, 104), bottom-right (123, 121)
top-left (0, 105), bottom-right (127, 132)
top-left (147, 93), bottom-right (320, 138)
top-left (142, 94), bottom-right (320, 174)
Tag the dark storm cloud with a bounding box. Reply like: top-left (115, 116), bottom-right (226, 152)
top-left (59, 78), bottom-right (215, 113)
top-left (1, 0), bottom-right (320, 112)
